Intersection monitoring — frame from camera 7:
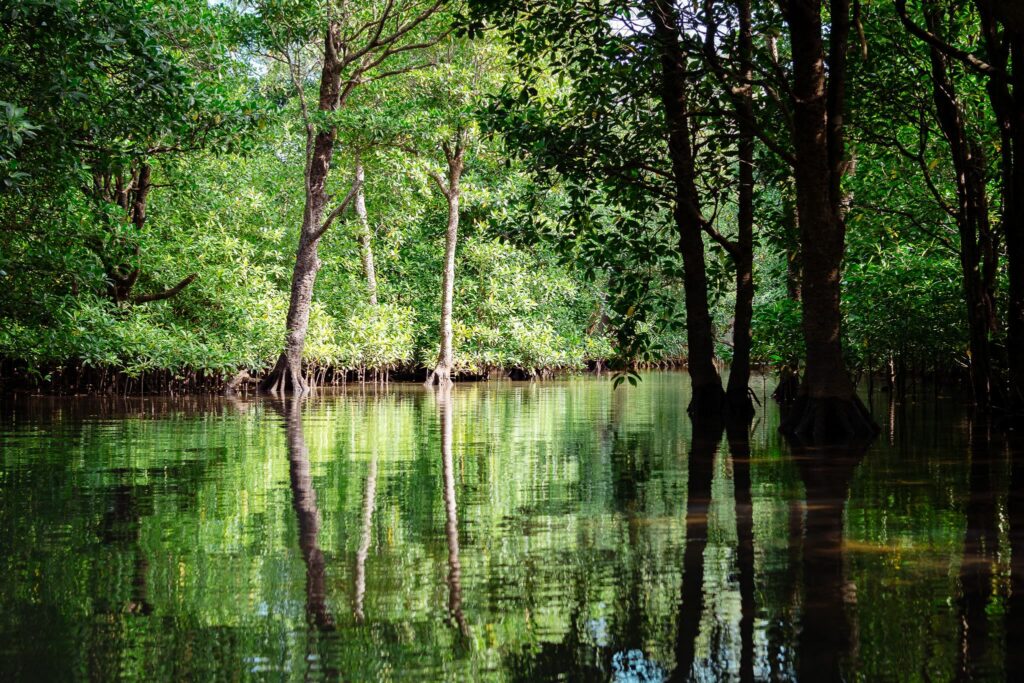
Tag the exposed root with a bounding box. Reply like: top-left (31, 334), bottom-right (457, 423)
top-left (779, 394), bottom-right (879, 444)
top-left (259, 353), bottom-right (310, 395)
top-left (424, 364), bottom-right (453, 387)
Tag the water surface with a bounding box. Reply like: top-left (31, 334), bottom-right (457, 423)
top-left (1, 373), bottom-right (1023, 681)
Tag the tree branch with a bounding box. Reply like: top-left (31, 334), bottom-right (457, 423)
top-left (130, 273), bottom-right (198, 304)
top-left (894, 0), bottom-right (1004, 77)
top-left (313, 180), bottom-right (362, 240)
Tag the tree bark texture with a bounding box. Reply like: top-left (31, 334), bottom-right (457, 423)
top-left (426, 143), bottom-right (466, 386)
top-left (262, 27), bottom-right (343, 394)
top-left (646, 0), bottom-right (726, 418)
top-left (779, 0), bottom-right (877, 440)
top-left (354, 155), bottom-right (379, 306)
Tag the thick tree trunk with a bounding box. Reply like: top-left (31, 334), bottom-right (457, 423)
top-left (646, 0), bottom-right (725, 418)
top-left (426, 145), bottom-right (465, 386)
top-left (973, 3), bottom-right (1024, 415)
top-left (726, 0), bottom-right (756, 420)
top-left (779, 0), bottom-right (877, 441)
top-left (354, 155), bottom-right (379, 306)
top-left (261, 133), bottom-right (333, 394)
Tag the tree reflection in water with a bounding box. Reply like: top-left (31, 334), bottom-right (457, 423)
top-left (671, 420), bottom-right (722, 682)
top-left (437, 384), bottom-right (470, 638)
top-left (276, 397), bottom-right (335, 633)
top-left (353, 453), bottom-right (377, 624)
top-left (727, 422), bottom-right (756, 683)
top-left (793, 443), bottom-right (865, 680)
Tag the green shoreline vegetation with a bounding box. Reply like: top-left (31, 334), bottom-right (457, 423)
top-left (1, 0), bottom-right (1022, 436)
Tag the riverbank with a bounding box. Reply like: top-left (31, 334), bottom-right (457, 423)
top-left (0, 357), bottom-right (690, 396)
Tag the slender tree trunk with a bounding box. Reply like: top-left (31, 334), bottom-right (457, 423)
top-left (923, 7), bottom-right (996, 408)
top-left (354, 154), bottom-right (379, 306)
top-left (262, 28), bottom-right (343, 394)
top-left (726, 0), bottom-right (756, 419)
top-left (779, 0), bottom-right (876, 440)
top-left (426, 144), bottom-right (465, 386)
top-left (646, 0), bottom-right (725, 418)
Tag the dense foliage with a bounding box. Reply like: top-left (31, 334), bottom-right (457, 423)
top-left (0, 0), bottom-right (1021, 414)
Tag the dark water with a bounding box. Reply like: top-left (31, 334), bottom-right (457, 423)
top-left (1, 373), bottom-right (1023, 681)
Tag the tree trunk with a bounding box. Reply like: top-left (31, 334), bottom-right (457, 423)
top-left (779, 0), bottom-right (877, 441)
top-left (354, 155), bottom-right (379, 306)
top-left (426, 144), bottom-right (465, 386)
top-left (923, 6), bottom-right (997, 409)
top-left (262, 28), bottom-right (342, 394)
top-left (646, 0), bottom-right (725, 418)
top-left (1006, 37), bottom-right (1024, 414)
top-left (973, 2), bottom-right (1024, 415)
top-left (726, 0), bottom-right (756, 420)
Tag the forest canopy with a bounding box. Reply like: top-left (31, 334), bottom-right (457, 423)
top-left (1, 0), bottom-right (1022, 433)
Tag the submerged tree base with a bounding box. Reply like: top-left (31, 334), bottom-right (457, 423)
top-left (687, 383), bottom-right (727, 421)
top-left (725, 387), bottom-right (757, 422)
top-left (779, 394), bottom-right (879, 443)
top-left (259, 353), bottom-right (310, 395)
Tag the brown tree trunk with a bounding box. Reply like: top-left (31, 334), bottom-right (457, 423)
top-left (726, 0), bottom-right (756, 420)
top-left (354, 154), bottom-right (379, 306)
top-left (646, 0), bottom-right (726, 418)
top-left (923, 6), bottom-right (997, 409)
top-left (972, 2), bottom-right (1024, 414)
top-left (426, 142), bottom-right (466, 386)
top-left (262, 28), bottom-right (343, 394)
top-left (779, 0), bottom-right (877, 440)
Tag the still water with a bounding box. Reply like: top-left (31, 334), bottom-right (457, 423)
top-left (1, 372), bottom-right (1023, 681)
